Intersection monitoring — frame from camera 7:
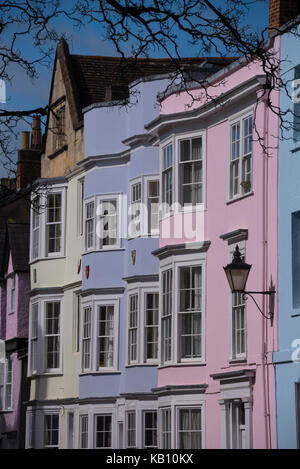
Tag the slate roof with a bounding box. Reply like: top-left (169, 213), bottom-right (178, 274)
top-left (0, 222), bottom-right (30, 277)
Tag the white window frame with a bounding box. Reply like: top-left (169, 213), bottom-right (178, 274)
top-left (176, 133), bottom-right (204, 210)
top-left (79, 414), bottom-right (89, 449)
top-left (157, 393), bottom-right (205, 449)
top-left (159, 253), bottom-right (206, 366)
top-left (144, 175), bottom-right (160, 236)
top-left (28, 295), bottom-right (63, 376)
top-left (125, 410), bottom-right (137, 448)
top-left (229, 241), bottom-right (247, 361)
top-left (83, 193), bottom-right (122, 252)
top-left (128, 175), bottom-right (160, 239)
top-left (159, 407), bottom-right (172, 449)
top-left (31, 195), bottom-right (40, 260)
top-left (78, 177), bottom-right (85, 237)
top-left (78, 404), bottom-right (116, 449)
top-left (228, 107), bottom-right (254, 202)
top-left (80, 296), bottom-right (120, 373)
top-left (30, 184), bottom-right (67, 262)
top-left (159, 131), bottom-right (206, 220)
top-left (160, 266), bottom-right (173, 366)
top-left (160, 138), bottom-right (174, 216)
top-left (94, 413), bottom-right (113, 449)
top-left (84, 197), bottom-right (95, 251)
top-left (176, 406), bottom-right (203, 449)
top-left (0, 355), bottom-right (13, 411)
top-left (123, 399), bottom-right (158, 449)
top-left (43, 411), bottom-right (61, 449)
top-left (126, 283), bottom-right (159, 366)
top-left (143, 409), bottom-right (158, 449)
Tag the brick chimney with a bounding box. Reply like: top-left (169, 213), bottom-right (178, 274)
top-left (16, 117), bottom-right (42, 190)
top-left (31, 115), bottom-right (42, 149)
top-left (269, 0), bottom-right (300, 35)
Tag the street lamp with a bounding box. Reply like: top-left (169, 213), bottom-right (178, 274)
top-left (223, 245), bottom-right (275, 320)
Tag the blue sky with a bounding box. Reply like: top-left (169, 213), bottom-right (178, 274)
top-left (0, 0), bottom-right (269, 177)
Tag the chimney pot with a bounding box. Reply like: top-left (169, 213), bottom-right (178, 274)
top-left (31, 115), bottom-right (42, 149)
top-left (22, 131), bottom-right (30, 150)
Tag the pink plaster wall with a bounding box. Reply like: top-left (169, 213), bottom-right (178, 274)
top-left (158, 37), bottom-right (280, 449)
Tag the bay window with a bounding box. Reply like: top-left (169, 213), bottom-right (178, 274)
top-left (32, 196), bottom-right (40, 259)
top-left (229, 113), bottom-right (253, 200)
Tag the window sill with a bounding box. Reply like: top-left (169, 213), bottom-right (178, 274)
top-left (29, 372), bottom-right (63, 378)
top-left (158, 362), bottom-right (206, 369)
top-left (226, 191), bottom-right (254, 205)
top-left (82, 248), bottom-right (125, 256)
top-left (29, 256), bottom-right (66, 265)
top-left (125, 363), bottom-right (158, 368)
top-left (79, 371), bottom-right (121, 376)
top-left (48, 144), bottom-right (68, 160)
top-left (0, 409), bottom-right (14, 413)
top-left (228, 358), bottom-right (247, 364)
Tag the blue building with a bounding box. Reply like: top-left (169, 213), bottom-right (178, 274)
top-left (78, 72), bottom-right (172, 449)
top-left (273, 21), bottom-right (300, 449)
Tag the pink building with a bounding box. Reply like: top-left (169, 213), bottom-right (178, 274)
top-left (147, 38), bottom-right (280, 449)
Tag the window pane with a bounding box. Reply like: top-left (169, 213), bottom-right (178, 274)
top-left (80, 415), bottom-right (88, 449)
top-left (161, 408), bottom-right (171, 449)
top-left (45, 302), bottom-right (60, 369)
top-left (178, 408), bottom-right (201, 449)
top-left (98, 305), bottom-right (114, 368)
top-left (145, 293), bottom-right (159, 360)
top-left (144, 411), bottom-right (157, 448)
top-left (179, 267), bottom-right (202, 359)
top-left (128, 295), bottom-right (138, 363)
top-left (95, 415), bottom-right (112, 448)
top-left (44, 414), bottom-right (59, 448)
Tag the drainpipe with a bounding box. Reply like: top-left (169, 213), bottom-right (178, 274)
top-left (261, 87), bottom-right (272, 449)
